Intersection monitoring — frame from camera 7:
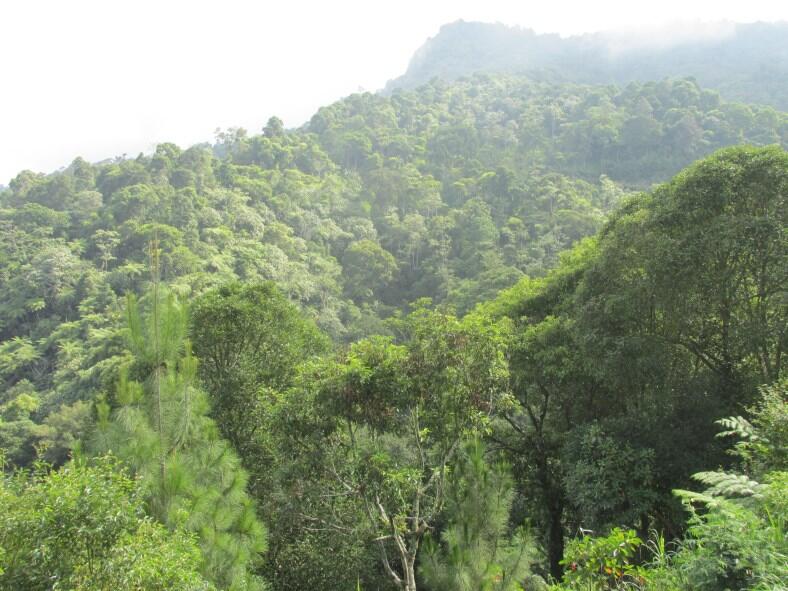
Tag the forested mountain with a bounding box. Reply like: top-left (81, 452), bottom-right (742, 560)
top-left (1, 61), bottom-right (786, 591)
top-left (386, 21), bottom-right (788, 110)
top-left (1, 76), bottom-right (784, 448)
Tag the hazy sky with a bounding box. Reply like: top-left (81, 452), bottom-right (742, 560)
top-left (1, 0), bottom-right (786, 184)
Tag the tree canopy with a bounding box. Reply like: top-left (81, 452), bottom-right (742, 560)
top-left (0, 65), bottom-right (786, 591)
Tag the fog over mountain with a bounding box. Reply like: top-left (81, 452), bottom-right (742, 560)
top-left (386, 20), bottom-right (788, 109)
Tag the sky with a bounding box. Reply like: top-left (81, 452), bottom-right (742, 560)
top-left (1, 0), bottom-right (786, 184)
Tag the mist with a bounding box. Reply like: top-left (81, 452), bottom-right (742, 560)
top-left (601, 20), bottom-right (738, 54)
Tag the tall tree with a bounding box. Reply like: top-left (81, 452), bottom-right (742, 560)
top-left (487, 145), bottom-right (787, 581)
top-left (94, 244), bottom-right (267, 590)
top-left (295, 303), bottom-right (513, 591)
top-left (190, 281), bottom-right (327, 462)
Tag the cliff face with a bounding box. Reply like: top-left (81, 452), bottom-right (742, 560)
top-left (385, 20), bottom-right (788, 110)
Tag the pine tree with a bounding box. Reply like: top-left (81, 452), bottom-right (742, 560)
top-left (420, 438), bottom-right (539, 591)
top-left (95, 240), bottom-right (267, 590)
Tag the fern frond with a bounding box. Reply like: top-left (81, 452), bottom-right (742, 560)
top-left (692, 470), bottom-right (765, 499)
top-left (673, 488), bottom-right (720, 507)
top-left (715, 416), bottom-right (762, 442)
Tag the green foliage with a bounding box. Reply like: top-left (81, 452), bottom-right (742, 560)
top-left (1, 76), bottom-right (784, 480)
top-left (32, 400), bottom-right (93, 465)
top-left (0, 378), bottom-right (40, 466)
top-left (94, 282), bottom-right (266, 591)
top-left (489, 145), bottom-right (787, 581)
top-left (342, 239), bottom-right (398, 303)
top-left (266, 304), bottom-right (513, 590)
top-left (652, 384), bottom-right (788, 590)
top-left (587, 384), bottom-right (788, 591)
top-left (0, 55), bottom-right (786, 591)
top-left (719, 381), bottom-right (788, 475)
top-left (73, 520), bottom-right (213, 591)
top-left (562, 424), bottom-right (657, 531)
top-left (421, 438), bottom-right (539, 591)
top-left (0, 456), bottom-right (211, 590)
top-left (190, 281), bottom-right (327, 489)
top-left (688, 470), bottom-right (765, 500)
top-left (664, 473), bottom-right (788, 591)
top-left (560, 528), bottom-right (645, 590)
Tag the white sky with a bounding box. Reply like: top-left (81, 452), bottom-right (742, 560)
top-left (1, 0), bottom-right (786, 184)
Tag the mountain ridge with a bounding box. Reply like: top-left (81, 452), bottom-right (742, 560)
top-left (385, 20), bottom-right (788, 110)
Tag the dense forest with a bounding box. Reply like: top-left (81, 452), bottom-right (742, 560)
top-left (1, 54), bottom-right (786, 591)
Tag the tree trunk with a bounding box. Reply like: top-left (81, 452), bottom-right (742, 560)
top-left (547, 498), bottom-right (564, 581)
top-left (404, 557), bottom-right (417, 591)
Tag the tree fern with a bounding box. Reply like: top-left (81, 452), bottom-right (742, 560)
top-left (715, 416), bottom-right (760, 443)
top-left (691, 471), bottom-right (765, 499)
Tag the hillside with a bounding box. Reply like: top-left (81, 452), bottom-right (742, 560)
top-left (1, 67), bottom-right (787, 590)
top-left (386, 21), bottom-right (788, 110)
top-left (1, 77), bottom-right (784, 363)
